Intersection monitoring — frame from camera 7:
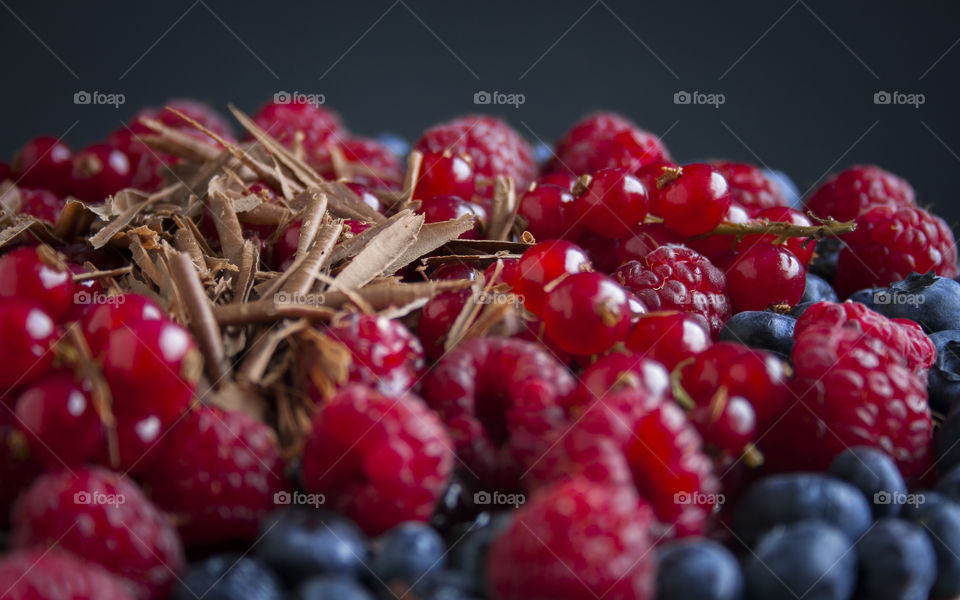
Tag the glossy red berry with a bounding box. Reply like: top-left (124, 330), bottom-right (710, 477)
top-left (547, 112), bottom-right (671, 176)
top-left (483, 257), bottom-right (520, 287)
top-left (657, 164), bottom-right (732, 237)
top-left (806, 165), bottom-right (915, 222)
top-left (515, 240), bottom-right (592, 315)
top-left (418, 289), bottom-right (470, 360)
top-left (735, 206), bottom-right (816, 264)
top-left (576, 168), bottom-right (651, 239)
top-left (687, 392), bottom-right (757, 457)
top-left (518, 183), bottom-right (582, 241)
top-left (685, 201), bottom-right (750, 264)
top-left (81, 293), bottom-right (164, 356)
top-left (414, 150), bottom-right (476, 200)
top-left (271, 220), bottom-right (301, 270)
top-left (542, 272), bottom-right (632, 355)
top-left (711, 161), bottom-right (787, 214)
top-left (251, 99), bottom-right (345, 157)
top-left (344, 181), bottom-right (384, 214)
top-left (725, 245), bottom-right (806, 312)
top-left (18, 188), bottom-right (65, 223)
top-left (0, 246), bottom-right (73, 320)
top-left (13, 136), bottom-right (73, 195)
top-left (99, 411), bottom-right (168, 475)
top-left (565, 352), bottom-right (671, 414)
top-left (625, 311), bottom-right (712, 370)
top-left (617, 223), bottom-right (684, 264)
top-left (419, 195), bottom-right (486, 239)
top-left (0, 300), bottom-right (56, 389)
top-left (537, 172), bottom-right (577, 190)
top-left (429, 262), bottom-right (478, 281)
top-left (70, 144), bottom-right (133, 203)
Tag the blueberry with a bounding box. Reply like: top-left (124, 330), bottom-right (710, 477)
top-left (254, 508), bottom-right (368, 586)
top-left (799, 272), bottom-right (838, 304)
top-left (411, 570), bottom-right (479, 600)
top-left (656, 538), bottom-right (743, 600)
top-left (532, 142), bottom-right (553, 164)
top-left (733, 473), bottom-right (872, 548)
top-left (370, 522), bottom-right (446, 587)
top-left (856, 518), bottom-right (936, 600)
top-left (374, 132), bottom-right (409, 157)
top-left (788, 301), bottom-right (815, 318)
top-left (718, 311), bottom-right (795, 358)
top-left (451, 513), bottom-right (512, 596)
top-left (763, 169), bottom-right (802, 209)
top-left (928, 331), bottom-right (960, 414)
top-left (744, 520), bottom-right (856, 600)
top-left (900, 490), bottom-right (949, 521)
top-left (828, 446), bottom-right (907, 518)
top-left (808, 237), bottom-right (842, 283)
top-left (906, 499), bottom-right (960, 598)
top-left (294, 575), bottom-right (375, 600)
top-left (172, 555), bottom-right (283, 600)
top-left (852, 272), bottom-right (960, 333)
top-left (937, 407), bottom-right (960, 472)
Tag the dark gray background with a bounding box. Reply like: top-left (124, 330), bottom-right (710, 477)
top-left (1, 0), bottom-right (958, 227)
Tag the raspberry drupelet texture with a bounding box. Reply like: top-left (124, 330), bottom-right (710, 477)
top-left (806, 165), bottom-right (915, 222)
top-left (300, 384), bottom-right (454, 535)
top-left (711, 161), bottom-right (788, 215)
top-left (251, 99), bottom-right (346, 163)
top-left (546, 111), bottom-right (671, 176)
top-left (0, 549), bottom-right (134, 600)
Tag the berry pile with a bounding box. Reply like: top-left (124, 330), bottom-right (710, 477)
top-left (1, 100), bottom-right (958, 600)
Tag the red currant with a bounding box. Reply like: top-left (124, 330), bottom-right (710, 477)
top-left (0, 247), bottom-right (73, 321)
top-left (576, 231), bottom-right (622, 273)
top-left (483, 257), bottom-right (520, 287)
top-left (13, 136), bottom-right (73, 195)
top-left (537, 172), bottom-right (577, 190)
top-left (657, 164), bottom-right (731, 236)
top-left (577, 168), bottom-right (650, 239)
top-left (542, 272), bottom-right (632, 356)
top-left (415, 151), bottom-right (475, 201)
top-left (735, 206), bottom-right (816, 264)
top-left (0, 301), bottom-right (56, 389)
top-left (420, 195), bottom-right (486, 239)
top-left (81, 293), bottom-right (164, 356)
top-left (725, 245), bottom-right (805, 312)
top-left (418, 289), bottom-right (470, 360)
top-left (271, 220), bottom-right (301, 271)
top-left (430, 263), bottom-right (478, 281)
top-left (344, 182), bottom-right (384, 214)
top-left (687, 392), bottom-right (757, 457)
top-left (625, 312), bottom-right (712, 371)
top-left (518, 183), bottom-right (582, 241)
top-left (70, 144), bottom-right (133, 203)
top-left (515, 240), bottom-right (592, 315)
top-left (567, 352), bottom-right (671, 413)
top-left (686, 202), bottom-right (750, 264)
top-left (97, 411), bottom-right (168, 475)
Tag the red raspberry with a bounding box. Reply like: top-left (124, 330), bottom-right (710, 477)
top-left (530, 389), bottom-right (719, 537)
top-left (11, 466), bottom-right (185, 600)
top-left (795, 301), bottom-right (936, 373)
top-left (324, 313), bottom-right (425, 396)
top-left (625, 311), bottom-right (712, 371)
top-left (314, 137), bottom-right (403, 189)
top-left (0, 246), bottom-right (74, 321)
top-left (711, 161), bottom-right (787, 214)
top-left (414, 115), bottom-right (536, 192)
top-left (834, 204), bottom-right (958, 297)
top-left (546, 112), bottom-right (671, 176)
top-left (301, 384), bottom-right (453, 534)
top-left (125, 98), bottom-right (235, 142)
top-left (614, 245), bottom-right (731, 337)
top-left (19, 187), bottom-right (66, 223)
top-left (487, 478), bottom-right (656, 600)
top-left (806, 165), bottom-right (915, 222)
top-left (143, 406), bottom-right (288, 547)
top-left (0, 549), bottom-right (134, 600)
top-left (421, 337), bottom-right (575, 489)
top-left (251, 99), bottom-right (346, 157)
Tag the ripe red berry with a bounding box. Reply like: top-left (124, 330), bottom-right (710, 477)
top-left (547, 112), bottom-right (671, 176)
top-left (81, 293), bottom-right (164, 355)
top-left (685, 201), bottom-right (750, 264)
top-left (98, 411), bottom-right (168, 475)
top-left (414, 150), bottom-right (476, 200)
top-left (542, 272), bottom-right (632, 355)
top-left (0, 246), bottom-right (74, 320)
top-left (806, 164), bottom-right (915, 222)
top-left (318, 137), bottom-right (403, 189)
top-left (515, 240), bottom-right (592, 315)
top-left (13, 136), bottom-right (73, 195)
top-left (537, 172), bottom-right (578, 190)
top-left (70, 144), bottom-right (133, 203)
top-left (734, 206), bottom-right (817, 264)
top-left (0, 549), bottom-right (134, 600)
top-left (617, 222), bottom-right (684, 264)
top-left (0, 414), bottom-right (40, 529)
top-left (711, 161), bottom-right (787, 214)
top-left (324, 313), bottom-right (425, 396)
top-left (419, 194), bottom-right (486, 239)
top-left (18, 187), bottom-right (66, 223)
top-left (418, 289), bottom-right (470, 361)
top-left (725, 244), bottom-right (806, 312)
top-left (518, 183), bottom-right (582, 241)
top-left (565, 352), bottom-right (671, 414)
top-left (657, 164), bottom-right (732, 237)
top-left (0, 300), bottom-right (56, 389)
top-left (483, 257), bottom-right (520, 287)
top-left (576, 168), bottom-right (651, 239)
top-left (625, 311), bottom-right (712, 370)
top-left (429, 262), bottom-right (478, 281)
top-left (251, 99), bottom-right (345, 157)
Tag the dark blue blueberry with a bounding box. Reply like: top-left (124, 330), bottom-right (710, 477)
top-left (656, 538), bottom-right (743, 600)
top-left (800, 272), bottom-right (838, 305)
top-left (451, 513), bottom-right (512, 596)
top-left (856, 518), bottom-right (936, 600)
top-left (718, 311), bottom-right (795, 358)
top-left (532, 142), bottom-right (553, 164)
top-left (370, 522), bottom-right (446, 587)
top-left (411, 570), bottom-right (479, 600)
top-left (929, 331), bottom-right (960, 414)
top-left (808, 237), bottom-right (842, 283)
top-left (851, 272), bottom-right (960, 333)
top-left (744, 520), bottom-right (856, 600)
top-left (937, 407), bottom-right (960, 472)
top-left (906, 499), bottom-right (960, 598)
top-left (763, 169), bottom-right (802, 209)
top-left (374, 132), bottom-right (409, 157)
top-left (788, 301), bottom-right (814, 318)
top-left (900, 490), bottom-right (949, 521)
top-left (733, 473), bottom-right (872, 548)
top-left (936, 464), bottom-right (960, 504)
top-left (172, 555), bottom-right (283, 600)
top-left (254, 508), bottom-right (368, 586)
top-left (828, 445), bottom-right (907, 518)
top-left (294, 575), bottom-right (375, 600)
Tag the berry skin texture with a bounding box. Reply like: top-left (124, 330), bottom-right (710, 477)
top-left (515, 240), bottom-right (592, 316)
top-left (0, 300), bottom-right (57, 389)
top-left (614, 244), bottom-right (731, 337)
top-left (576, 168), bottom-right (650, 239)
top-left (565, 352), bottom-right (671, 413)
top-left (656, 539), bottom-right (744, 600)
top-left (542, 272), bottom-right (632, 356)
top-left (851, 272), bottom-right (960, 333)
top-left (547, 111), bottom-right (671, 176)
top-left (929, 330), bottom-right (960, 415)
top-left (518, 183), bottom-right (582, 241)
top-left (251, 99), bottom-right (345, 159)
top-left (301, 384), bottom-right (453, 535)
top-left (70, 144), bottom-right (133, 203)
top-left (81, 292), bottom-right (164, 356)
top-left (171, 555), bottom-right (283, 600)
top-left (11, 466), bottom-right (185, 600)
top-left (421, 337), bottom-right (575, 489)
top-left (414, 150), bottom-right (475, 201)
top-left (856, 518), bottom-right (937, 600)
top-left (625, 311), bottom-right (712, 370)
top-left (417, 289), bottom-right (470, 361)
top-left (835, 204), bottom-right (958, 297)
top-left (907, 500), bottom-right (960, 599)
top-left (0, 246), bottom-right (74, 321)
top-left (0, 549), bottom-right (134, 600)
top-left (718, 310), bottom-right (796, 358)
top-left (13, 136), bottom-right (73, 195)
top-left (487, 478), bottom-right (656, 600)
top-left (657, 164), bottom-right (732, 237)
top-left (419, 194), bottom-right (487, 239)
top-left (19, 187), bottom-right (66, 223)
top-left (829, 445), bottom-right (908, 519)
top-left (806, 164), bottom-right (915, 222)
top-left (143, 406), bottom-right (289, 547)
top-left (324, 313), bottom-right (425, 396)
top-left (724, 244), bottom-right (806, 312)
top-left (711, 161), bottom-right (787, 215)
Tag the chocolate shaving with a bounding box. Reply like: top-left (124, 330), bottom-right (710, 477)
top-left (333, 212), bottom-right (423, 290)
top-left (280, 222), bottom-right (343, 297)
top-left (72, 265), bottom-right (134, 282)
top-left (443, 238), bottom-right (534, 254)
top-left (297, 328), bottom-right (351, 401)
top-left (328, 209), bottom-right (416, 265)
top-left (486, 176), bottom-right (518, 241)
top-left (0, 181), bottom-right (21, 219)
top-left (208, 176), bottom-right (246, 268)
top-left (88, 188), bottom-right (168, 249)
top-left (213, 301), bottom-right (336, 326)
top-left (314, 181), bottom-right (384, 223)
top-left (233, 239), bottom-right (260, 301)
top-left (239, 319), bottom-right (310, 385)
top-left (227, 104), bottom-right (320, 188)
top-left (294, 190), bottom-right (329, 259)
top-left (385, 214), bottom-right (476, 274)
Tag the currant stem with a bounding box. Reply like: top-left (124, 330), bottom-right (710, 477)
top-left (698, 214), bottom-right (856, 240)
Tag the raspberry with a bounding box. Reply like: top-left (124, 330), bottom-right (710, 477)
top-left (530, 389), bottom-right (719, 537)
top-left (251, 99), bottom-right (346, 159)
top-left (301, 384), bottom-right (453, 534)
top-left (421, 337), bottom-right (575, 489)
top-left (724, 244), bottom-right (806, 312)
top-left (614, 244), bottom-right (731, 337)
top-left (806, 165), bottom-right (915, 222)
top-left (835, 204), bottom-right (958, 297)
top-left (315, 137), bottom-right (403, 189)
top-left (0, 549), bottom-right (134, 600)
top-left (546, 112), bottom-right (671, 176)
top-left (143, 406), bottom-right (289, 547)
top-left (487, 479), bottom-right (656, 600)
top-left (11, 466), bottom-right (185, 600)
top-left (711, 161), bottom-right (787, 214)
top-left (69, 144), bottom-right (133, 203)
top-left (541, 272), bottom-right (633, 356)
top-left (12, 136), bottom-right (73, 195)
top-left (126, 98), bottom-right (235, 142)
top-left (19, 187), bottom-right (66, 223)
top-left (657, 164), bottom-right (732, 237)
top-left (323, 313), bottom-right (425, 396)
top-left (0, 300), bottom-right (57, 389)
top-left (575, 168), bottom-right (651, 239)
top-left (414, 115), bottom-right (536, 192)
top-left (0, 246), bottom-right (74, 321)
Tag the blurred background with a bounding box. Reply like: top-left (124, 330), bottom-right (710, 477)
top-left (1, 0), bottom-right (958, 226)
